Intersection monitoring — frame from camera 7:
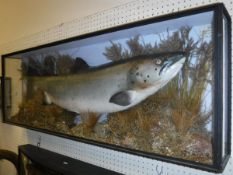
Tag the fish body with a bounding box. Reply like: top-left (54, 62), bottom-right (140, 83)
top-left (28, 52), bottom-right (186, 114)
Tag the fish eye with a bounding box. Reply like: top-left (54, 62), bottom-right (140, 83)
top-left (155, 58), bottom-right (162, 65)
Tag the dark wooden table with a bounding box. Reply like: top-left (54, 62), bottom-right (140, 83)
top-left (19, 144), bottom-right (121, 175)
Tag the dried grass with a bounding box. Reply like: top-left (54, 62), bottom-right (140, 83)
top-left (82, 112), bottom-right (99, 136)
top-left (10, 26), bottom-right (214, 164)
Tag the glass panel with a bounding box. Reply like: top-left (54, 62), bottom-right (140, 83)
top-left (222, 15), bottom-right (229, 158)
top-left (4, 11), bottom-right (214, 164)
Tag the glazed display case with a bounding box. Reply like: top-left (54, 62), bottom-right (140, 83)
top-left (1, 3), bottom-right (231, 172)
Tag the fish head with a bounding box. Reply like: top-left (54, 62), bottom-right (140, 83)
top-left (157, 52), bottom-right (186, 81)
top-left (128, 52), bottom-right (186, 88)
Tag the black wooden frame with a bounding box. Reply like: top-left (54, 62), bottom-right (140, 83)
top-left (1, 3), bottom-right (231, 173)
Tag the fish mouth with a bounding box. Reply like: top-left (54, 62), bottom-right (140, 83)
top-left (159, 53), bottom-right (186, 75)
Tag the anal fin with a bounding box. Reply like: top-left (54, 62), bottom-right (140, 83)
top-left (43, 91), bottom-right (52, 105)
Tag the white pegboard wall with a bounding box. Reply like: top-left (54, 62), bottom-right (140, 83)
top-left (1, 0), bottom-right (232, 55)
top-left (2, 124), bottom-right (231, 175)
top-left (0, 0), bottom-right (233, 175)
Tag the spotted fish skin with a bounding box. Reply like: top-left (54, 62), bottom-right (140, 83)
top-left (28, 52), bottom-right (186, 114)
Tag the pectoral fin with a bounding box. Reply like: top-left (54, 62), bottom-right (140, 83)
top-left (109, 90), bottom-right (135, 106)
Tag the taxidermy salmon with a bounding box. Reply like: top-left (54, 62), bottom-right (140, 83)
top-left (28, 52), bottom-right (185, 114)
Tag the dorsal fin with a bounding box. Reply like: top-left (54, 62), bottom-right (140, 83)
top-left (71, 57), bottom-right (90, 73)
